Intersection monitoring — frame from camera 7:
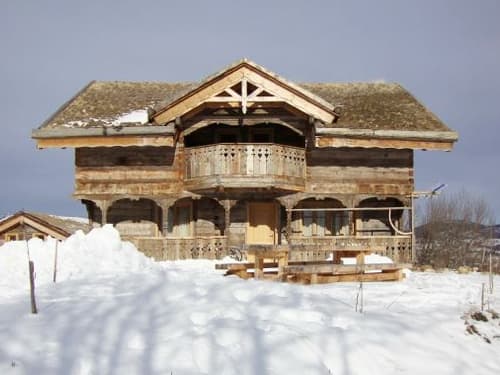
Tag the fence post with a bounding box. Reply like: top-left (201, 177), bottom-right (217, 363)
top-left (489, 253), bottom-right (494, 294)
top-left (53, 240), bottom-right (58, 283)
top-left (29, 260), bottom-right (38, 314)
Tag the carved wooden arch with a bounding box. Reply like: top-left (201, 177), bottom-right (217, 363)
top-left (182, 119), bottom-right (305, 137)
top-left (293, 194), bottom-right (349, 208)
top-left (355, 195), bottom-right (407, 208)
top-left (356, 196), bottom-right (411, 236)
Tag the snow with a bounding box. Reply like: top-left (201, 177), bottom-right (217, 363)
top-left (63, 109), bottom-right (149, 128)
top-left (112, 109), bottom-right (149, 125)
top-left (1, 226), bottom-right (499, 374)
top-left (341, 253), bottom-right (393, 265)
top-left (47, 214), bottom-right (89, 224)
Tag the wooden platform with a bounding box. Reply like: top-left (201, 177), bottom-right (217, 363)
top-left (216, 259), bottom-right (406, 284)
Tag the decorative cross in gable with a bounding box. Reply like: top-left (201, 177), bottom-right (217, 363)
top-left (206, 78), bottom-right (282, 114)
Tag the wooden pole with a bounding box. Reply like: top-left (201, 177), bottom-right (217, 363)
top-left (481, 283), bottom-right (485, 312)
top-left (53, 240), bottom-right (58, 283)
top-left (29, 260), bottom-right (38, 314)
top-left (489, 252), bottom-right (494, 294)
top-left (411, 193), bottom-right (416, 264)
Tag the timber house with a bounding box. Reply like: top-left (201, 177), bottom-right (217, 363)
top-left (32, 60), bottom-right (458, 262)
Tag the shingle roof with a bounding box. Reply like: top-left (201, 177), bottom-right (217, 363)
top-left (34, 72), bottom-right (454, 135)
top-left (39, 81), bottom-right (195, 129)
top-left (301, 82), bottom-right (451, 132)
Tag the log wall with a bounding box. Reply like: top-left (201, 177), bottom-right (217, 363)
top-left (75, 146), bottom-right (182, 196)
top-left (307, 148), bottom-right (413, 195)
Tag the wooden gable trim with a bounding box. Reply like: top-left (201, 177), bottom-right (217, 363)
top-left (153, 63), bottom-right (337, 126)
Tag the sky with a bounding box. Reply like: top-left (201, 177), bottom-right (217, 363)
top-left (1, 0), bottom-right (499, 221)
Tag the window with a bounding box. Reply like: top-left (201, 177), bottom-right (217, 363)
top-left (216, 129), bottom-right (240, 143)
top-left (250, 128), bottom-right (274, 143)
top-left (32, 233), bottom-right (45, 240)
top-left (299, 201), bottom-right (349, 237)
top-left (173, 201), bottom-right (193, 237)
top-left (303, 210), bottom-right (323, 237)
top-left (5, 233), bottom-right (18, 241)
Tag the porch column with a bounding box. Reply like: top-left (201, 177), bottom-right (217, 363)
top-left (82, 200), bottom-right (95, 227)
top-left (276, 195), bottom-right (300, 245)
top-left (286, 209), bottom-right (293, 242)
top-left (221, 199), bottom-right (236, 244)
top-left (95, 200), bottom-right (111, 226)
top-left (348, 211), bottom-right (355, 236)
top-left (158, 199), bottom-right (175, 237)
top-left (346, 196), bottom-right (356, 236)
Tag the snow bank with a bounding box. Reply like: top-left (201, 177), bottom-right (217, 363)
top-left (0, 225), bottom-right (154, 296)
top-left (1, 227), bottom-right (500, 374)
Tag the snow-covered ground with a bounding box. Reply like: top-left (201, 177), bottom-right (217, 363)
top-left (1, 226), bottom-right (499, 375)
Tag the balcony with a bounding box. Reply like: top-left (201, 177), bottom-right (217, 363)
top-left (184, 143), bottom-right (306, 191)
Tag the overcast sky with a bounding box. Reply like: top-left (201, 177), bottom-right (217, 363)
top-left (1, 0), bottom-right (499, 221)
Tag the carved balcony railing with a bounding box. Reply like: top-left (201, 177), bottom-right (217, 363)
top-left (184, 143), bottom-right (306, 191)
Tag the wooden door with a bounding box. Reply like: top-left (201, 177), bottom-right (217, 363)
top-left (247, 202), bottom-right (276, 245)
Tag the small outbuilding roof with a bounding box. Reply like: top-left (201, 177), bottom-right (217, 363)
top-left (0, 211), bottom-right (91, 240)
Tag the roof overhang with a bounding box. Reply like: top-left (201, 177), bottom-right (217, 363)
top-left (315, 128), bottom-right (458, 150)
top-left (32, 125), bottom-right (175, 149)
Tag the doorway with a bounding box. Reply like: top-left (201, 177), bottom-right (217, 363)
top-left (247, 202), bottom-right (277, 245)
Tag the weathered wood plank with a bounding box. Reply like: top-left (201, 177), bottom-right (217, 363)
top-left (36, 136), bottom-right (173, 149)
top-left (316, 136), bottom-right (454, 151)
top-left (283, 263), bottom-right (397, 274)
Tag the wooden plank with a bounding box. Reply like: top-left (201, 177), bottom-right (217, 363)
top-left (36, 136), bottom-right (173, 149)
top-left (314, 270), bottom-right (402, 283)
top-left (316, 136), bottom-right (454, 151)
top-left (283, 263), bottom-right (398, 274)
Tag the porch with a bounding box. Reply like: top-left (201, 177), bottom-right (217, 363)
top-left (82, 195), bottom-right (413, 263)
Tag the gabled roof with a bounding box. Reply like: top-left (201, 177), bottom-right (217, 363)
top-left (32, 59), bottom-right (457, 146)
top-left (0, 211), bottom-right (91, 240)
top-left (152, 59), bottom-right (338, 125)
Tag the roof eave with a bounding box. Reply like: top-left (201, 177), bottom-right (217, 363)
top-left (32, 124), bottom-right (175, 139)
top-left (315, 127), bottom-right (459, 142)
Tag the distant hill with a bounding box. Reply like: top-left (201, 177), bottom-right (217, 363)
top-left (481, 224), bottom-right (500, 239)
top-left (415, 222), bottom-right (500, 239)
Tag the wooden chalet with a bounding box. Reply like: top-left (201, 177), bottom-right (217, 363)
top-left (32, 60), bottom-right (458, 264)
top-left (0, 211), bottom-right (90, 244)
